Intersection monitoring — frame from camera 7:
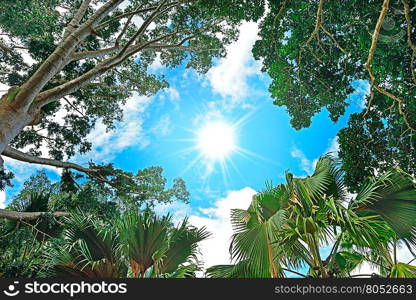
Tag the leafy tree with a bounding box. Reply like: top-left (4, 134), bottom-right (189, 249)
top-left (45, 210), bottom-right (210, 278)
top-left (0, 0), bottom-right (265, 219)
top-left (207, 155), bottom-right (416, 278)
top-left (253, 0), bottom-right (416, 190)
top-left (0, 166), bottom-right (189, 277)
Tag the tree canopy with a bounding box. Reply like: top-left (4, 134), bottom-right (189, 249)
top-left (0, 168), bottom-right (194, 277)
top-left (207, 156), bottom-right (416, 278)
top-left (253, 0), bottom-right (416, 190)
top-left (1, 0), bottom-right (416, 280)
top-left (0, 0), bottom-right (265, 219)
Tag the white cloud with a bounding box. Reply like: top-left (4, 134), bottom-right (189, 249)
top-left (75, 93), bottom-right (152, 163)
top-left (291, 137), bottom-right (340, 176)
top-left (0, 190), bottom-right (5, 209)
top-left (290, 147), bottom-right (317, 176)
top-left (148, 53), bottom-right (163, 72)
top-left (327, 136), bottom-right (340, 156)
top-left (188, 187), bottom-right (257, 271)
top-left (206, 22), bottom-right (261, 105)
top-left (166, 87), bottom-right (180, 101)
top-left (155, 187), bottom-right (256, 274)
top-left (151, 114), bottom-right (172, 137)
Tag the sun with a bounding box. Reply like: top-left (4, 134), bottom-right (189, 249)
top-left (196, 121), bottom-right (236, 160)
top-left (174, 111), bottom-right (267, 182)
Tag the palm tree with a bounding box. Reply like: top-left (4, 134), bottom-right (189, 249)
top-left (45, 210), bottom-right (210, 278)
top-left (44, 210), bottom-right (126, 278)
top-left (207, 155), bottom-right (416, 278)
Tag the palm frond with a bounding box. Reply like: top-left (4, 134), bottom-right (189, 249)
top-left (351, 169), bottom-right (416, 244)
top-left (118, 211), bottom-right (171, 276)
top-left (158, 218), bottom-right (210, 275)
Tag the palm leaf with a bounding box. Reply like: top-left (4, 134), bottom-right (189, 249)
top-left (118, 211), bottom-right (171, 276)
top-left (351, 169), bottom-right (416, 244)
top-left (158, 218), bottom-right (210, 275)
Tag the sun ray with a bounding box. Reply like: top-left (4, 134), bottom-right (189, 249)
top-left (171, 110), bottom-right (277, 184)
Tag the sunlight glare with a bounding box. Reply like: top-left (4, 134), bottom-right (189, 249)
top-left (197, 121), bottom-right (236, 160)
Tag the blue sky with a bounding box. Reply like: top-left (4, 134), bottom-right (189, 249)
top-left (0, 22), bottom-right (372, 271)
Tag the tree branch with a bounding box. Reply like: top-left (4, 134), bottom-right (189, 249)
top-left (95, 0), bottom-right (196, 30)
top-left (402, 0), bottom-right (416, 84)
top-left (2, 145), bottom-right (96, 174)
top-left (364, 0), bottom-right (415, 132)
top-left (11, 0), bottom-right (124, 111)
top-left (62, 0), bottom-right (93, 41)
top-left (0, 209), bottom-right (69, 221)
top-left (34, 31), bottom-right (187, 107)
top-left (71, 46), bottom-right (121, 61)
top-left (2, 146), bottom-right (156, 199)
top-left (116, 0), bottom-right (169, 60)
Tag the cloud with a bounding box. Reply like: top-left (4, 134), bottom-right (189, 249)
top-left (327, 136), bottom-right (340, 156)
top-left (291, 137), bottom-right (340, 176)
top-left (206, 22), bottom-right (261, 106)
top-left (154, 187), bottom-right (256, 274)
top-left (188, 187), bottom-right (257, 271)
top-left (290, 148), bottom-right (316, 176)
top-left (75, 93), bottom-right (152, 163)
top-left (166, 87), bottom-right (180, 101)
top-left (151, 114), bottom-right (172, 137)
top-left (349, 80), bottom-right (370, 109)
top-left (0, 190), bottom-right (5, 209)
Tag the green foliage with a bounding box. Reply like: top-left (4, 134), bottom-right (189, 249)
top-left (350, 169), bottom-right (416, 245)
top-left (0, 0), bottom-right (265, 166)
top-left (254, 0), bottom-right (416, 189)
top-left (0, 168), bottom-right (14, 191)
top-left (207, 155), bottom-right (416, 278)
top-left (45, 210), bottom-right (127, 278)
top-left (0, 166), bottom-right (192, 277)
top-left (338, 111), bottom-right (416, 191)
top-left (45, 210), bottom-right (209, 278)
top-left (389, 263), bottom-right (416, 278)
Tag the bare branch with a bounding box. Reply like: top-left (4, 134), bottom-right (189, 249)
top-left (115, 13), bottom-right (134, 46)
top-left (116, 0), bottom-right (169, 59)
top-left (2, 146), bottom-right (156, 198)
top-left (62, 0), bottom-right (93, 41)
top-left (305, 0), bottom-right (324, 46)
top-left (63, 96), bottom-right (86, 117)
top-left (402, 0), bottom-right (416, 84)
top-left (34, 4), bottom-right (215, 108)
top-left (363, 0), bottom-right (415, 132)
top-left (362, 1), bottom-right (415, 132)
top-left (320, 26), bottom-right (348, 55)
top-left (298, 0), bottom-right (324, 75)
top-left (0, 209), bottom-right (69, 221)
top-left (2, 145), bottom-right (96, 174)
top-left (71, 46), bottom-right (121, 61)
top-left (35, 34), bottom-right (187, 107)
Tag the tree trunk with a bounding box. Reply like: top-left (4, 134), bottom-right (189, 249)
top-left (0, 102), bottom-right (35, 168)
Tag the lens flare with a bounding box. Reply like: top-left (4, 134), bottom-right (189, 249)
top-left (197, 121), bottom-right (236, 160)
